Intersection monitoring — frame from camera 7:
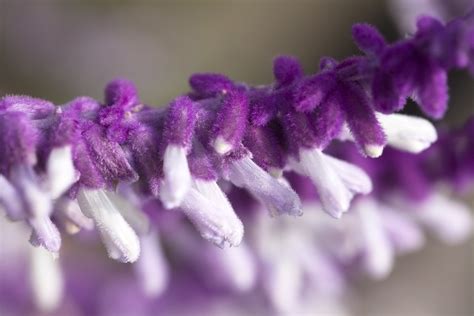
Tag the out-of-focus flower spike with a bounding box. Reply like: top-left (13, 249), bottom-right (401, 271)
top-left (416, 15), bottom-right (444, 35)
top-left (211, 90), bottom-right (249, 155)
top-left (214, 244), bottom-right (257, 292)
top-left (263, 255), bottom-right (302, 314)
top-left (134, 231), bottom-right (169, 298)
top-left (273, 55), bottom-right (303, 87)
top-left (46, 145), bottom-right (77, 199)
top-left (341, 83), bottom-right (386, 157)
top-left (189, 73), bottom-right (234, 98)
top-left (416, 63), bottom-right (449, 119)
top-left (0, 95), bottom-right (56, 119)
top-left (413, 193), bottom-right (473, 244)
top-left (352, 23), bottom-right (387, 56)
top-left (226, 154), bottom-right (302, 216)
top-left (379, 206), bottom-right (425, 254)
top-left (319, 56), bottom-right (338, 71)
top-left (355, 199), bottom-right (394, 279)
top-left (77, 189), bottom-right (141, 263)
top-left (293, 73), bottom-right (336, 112)
top-left (104, 78), bottom-right (139, 108)
top-left (29, 246), bottom-right (64, 312)
top-left (376, 113), bottom-right (437, 153)
top-left (0, 175), bottom-right (25, 220)
top-left (160, 96), bottom-right (197, 208)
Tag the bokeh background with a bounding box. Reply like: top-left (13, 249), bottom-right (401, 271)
top-left (1, 1), bottom-right (473, 315)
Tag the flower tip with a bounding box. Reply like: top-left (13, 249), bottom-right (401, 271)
top-left (213, 136), bottom-right (233, 155)
top-left (364, 144), bottom-right (384, 158)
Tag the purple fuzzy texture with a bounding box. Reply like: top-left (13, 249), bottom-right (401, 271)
top-left (163, 96), bottom-right (198, 148)
top-left (211, 89), bottom-right (249, 148)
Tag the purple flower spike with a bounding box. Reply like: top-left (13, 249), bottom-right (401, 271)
top-left (371, 69), bottom-right (403, 113)
top-left (243, 124), bottom-right (286, 175)
top-left (0, 95), bottom-right (55, 119)
top-left (340, 83), bottom-right (386, 157)
top-left (161, 96), bottom-right (198, 208)
top-left (249, 88), bottom-right (278, 126)
top-left (211, 90), bottom-right (249, 155)
top-left (273, 55), bottom-right (303, 87)
top-left (352, 23), bottom-right (386, 56)
top-left (0, 112), bottom-right (38, 172)
top-left (127, 125), bottom-right (162, 196)
top-left (163, 96), bottom-right (198, 149)
top-left (104, 78), bottom-right (139, 108)
top-left (293, 73), bottom-right (335, 112)
top-left (80, 123), bottom-right (138, 188)
top-left (417, 62), bottom-right (449, 119)
top-left (319, 56), bottom-right (338, 71)
top-left (308, 94), bottom-right (345, 149)
top-left (189, 73), bottom-right (234, 98)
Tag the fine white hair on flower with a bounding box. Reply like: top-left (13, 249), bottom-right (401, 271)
top-left (77, 189), bottom-right (141, 263)
top-left (179, 183), bottom-right (243, 248)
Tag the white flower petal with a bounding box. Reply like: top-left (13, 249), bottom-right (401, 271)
top-left (193, 179), bottom-right (244, 245)
top-left (227, 155), bottom-right (302, 216)
top-left (377, 113), bottom-right (437, 153)
top-left (47, 146), bottom-right (77, 199)
top-left (292, 149), bottom-right (353, 219)
top-left (77, 189), bottom-right (140, 263)
top-left (325, 154), bottom-right (373, 195)
top-left (160, 145), bottom-right (192, 209)
top-left (179, 185), bottom-right (239, 248)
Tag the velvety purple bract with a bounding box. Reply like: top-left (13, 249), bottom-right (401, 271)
top-left (273, 55), bottom-right (303, 87)
top-left (189, 73), bottom-right (235, 98)
top-left (163, 96), bottom-right (198, 149)
top-left (352, 23), bottom-right (387, 56)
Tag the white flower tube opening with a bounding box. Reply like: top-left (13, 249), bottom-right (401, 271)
top-left (77, 189), bottom-right (141, 263)
top-left (160, 145), bottom-right (192, 209)
top-left (47, 146), bottom-right (77, 199)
